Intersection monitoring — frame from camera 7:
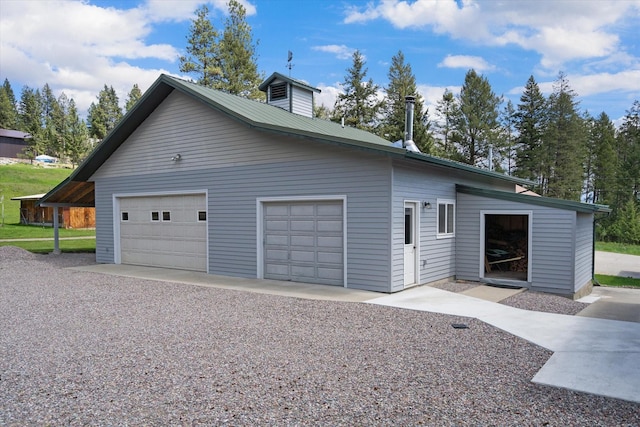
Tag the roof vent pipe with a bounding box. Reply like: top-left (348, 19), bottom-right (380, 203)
top-left (404, 95), bottom-right (421, 153)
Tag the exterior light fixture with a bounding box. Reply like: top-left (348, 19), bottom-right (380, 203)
top-left (423, 201), bottom-right (431, 209)
top-left (171, 153), bottom-right (182, 162)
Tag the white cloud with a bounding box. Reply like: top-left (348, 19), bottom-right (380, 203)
top-left (508, 70), bottom-right (640, 98)
top-left (416, 84), bottom-right (461, 118)
top-left (0, 0), bottom-right (257, 116)
top-left (0, 0), bottom-right (183, 114)
top-left (438, 55), bottom-right (495, 72)
top-left (344, 0), bottom-right (640, 71)
top-left (312, 45), bottom-right (356, 60)
top-left (315, 83), bottom-right (342, 108)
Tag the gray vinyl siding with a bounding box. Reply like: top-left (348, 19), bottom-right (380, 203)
top-left (390, 161), bottom-right (516, 292)
top-left (574, 212), bottom-right (594, 292)
top-left (92, 91), bottom-right (327, 180)
top-left (91, 90), bottom-right (392, 292)
top-left (456, 192), bottom-right (581, 295)
top-left (290, 86), bottom-right (313, 117)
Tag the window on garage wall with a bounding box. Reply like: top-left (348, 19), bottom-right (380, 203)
top-left (437, 199), bottom-right (455, 238)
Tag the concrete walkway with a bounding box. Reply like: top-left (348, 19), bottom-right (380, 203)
top-left (368, 287), bottom-right (640, 403)
top-left (595, 250), bottom-right (640, 279)
top-left (70, 263), bottom-right (640, 403)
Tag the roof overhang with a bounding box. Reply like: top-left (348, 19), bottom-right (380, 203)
top-left (456, 184), bottom-right (611, 214)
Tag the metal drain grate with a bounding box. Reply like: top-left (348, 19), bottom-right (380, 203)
top-left (451, 323), bottom-right (469, 329)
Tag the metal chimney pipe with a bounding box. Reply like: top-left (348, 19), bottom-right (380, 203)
top-left (404, 95), bottom-right (416, 147)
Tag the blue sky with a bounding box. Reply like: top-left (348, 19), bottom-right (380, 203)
top-left (1, 0), bottom-right (639, 124)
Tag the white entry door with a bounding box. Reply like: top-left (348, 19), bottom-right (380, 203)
top-left (404, 202), bottom-right (417, 287)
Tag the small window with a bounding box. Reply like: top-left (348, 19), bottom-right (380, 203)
top-left (404, 207), bottom-right (413, 244)
top-left (437, 200), bottom-right (455, 238)
top-left (151, 211), bottom-right (159, 221)
top-left (121, 212), bottom-right (129, 222)
top-left (162, 211), bottom-right (171, 221)
top-left (270, 82), bottom-right (287, 100)
top-left (197, 211), bottom-right (207, 222)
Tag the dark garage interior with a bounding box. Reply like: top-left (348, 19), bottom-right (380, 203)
top-left (484, 214), bottom-right (529, 281)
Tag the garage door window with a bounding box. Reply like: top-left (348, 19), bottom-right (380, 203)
top-left (121, 212), bottom-right (129, 222)
top-left (151, 211), bottom-right (159, 221)
top-left (162, 211), bottom-right (171, 221)
top-left (197, 211), bottom-right (207, 221)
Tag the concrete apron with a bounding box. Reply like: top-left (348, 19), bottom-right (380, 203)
top-left (71, 264), bottom-right (639, 403)
top-left (368, 286), bottom-right (640, 404)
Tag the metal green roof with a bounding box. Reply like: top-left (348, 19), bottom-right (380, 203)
top-left (456, 185), bottom-right (611, 213)
top-left (40, 74), bottom-right (534, 206)
top-left (258, 71), bottom-right (321, 93)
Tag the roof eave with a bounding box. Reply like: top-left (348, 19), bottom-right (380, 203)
top-left (456, 184), bottom-right (611, 213)
top-left (405, 152), bottom-right (534, 186)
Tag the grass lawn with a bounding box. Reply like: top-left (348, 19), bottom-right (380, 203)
top-left (0, 163), bottom-right (73, 224)
top-left (595, 274), bottom-right (640, 289)
top-left (595, 241), bottom-right (640, 256)
top-left (0, 163), bottom-right (95, 253)
top-left (1, 238), bottom-right (96, 253)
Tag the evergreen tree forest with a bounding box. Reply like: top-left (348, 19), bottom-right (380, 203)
top-left (1, 0), bottom-right (638, 243)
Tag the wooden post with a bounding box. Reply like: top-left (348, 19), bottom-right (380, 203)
top-left (53, 205), bottom-right (60, 255)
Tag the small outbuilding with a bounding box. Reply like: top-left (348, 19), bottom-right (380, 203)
top-left (11, 194), bottom-right (95, 229)
top-left (0, 129), bottom-right (29, 158)
top-left (39, 73), bottom-right (609, 298)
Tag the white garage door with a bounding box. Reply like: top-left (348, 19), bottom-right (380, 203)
top-left (118, 194), bottom-right (207, 272)
top-left (264, 201), bottom-right (343, 286)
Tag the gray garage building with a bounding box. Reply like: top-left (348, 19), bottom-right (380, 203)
top-left (40, 73), bottom-right (609, 298)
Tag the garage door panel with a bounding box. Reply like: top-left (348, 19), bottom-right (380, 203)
top-left (291, 205), bottom-right (315, 216)
top-left (291, 220), bottom-right (314, 231)
top-left (291, 250), bottom-right (315, 262)
top-left (119, 194), bottom-right (206, 272)
top-left (317, 220), bottom-right (342, 232)
top-left (318, 236), bottom-right (342, 248)
top-left (318, 267), bottom-right (343, 281)
top-left (291, 235), bottom-right (314, 246)
top-left (264, 201), bottom-right (343, 286)
top-left (318, 252), bottom-right (342, 264)
top-left (266, 234), bottom-right (288, 245)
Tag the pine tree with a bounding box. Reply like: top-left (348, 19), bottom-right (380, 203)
top-left (434, 89), bottom-right (460, 160)
top-left (179, 5), bottom-right (221, 88)
top-left (18, 86), bottom-right (44, 160)
top-left (125, 84), bottom-right (142, 112)
top-left (514, 75), bottom-right (547, 188)
top-left (65, 99), bottom-right (90, 167)
top-left (0, 78), bottom-right (18, 129)
top-left (586, 112), bottom-right (616, 204)
top-left (379, 50), bottom-right (433, 152)
top-left (544, 72), bottom-right (585, 200)
top-left (615, 100), bottom-right (640, 206)
top-left (216, 0), bottom-right (262, 99)
top-left (454, 69), bottom-right (502, 167)
top-left (87, 85), bottom-right (122, 140)
top-left (332, 50), bottom-right (383, 132)
top-left (500, 100), bottom-right (517, 174)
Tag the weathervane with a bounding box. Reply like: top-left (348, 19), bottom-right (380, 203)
top-left (286, 50), bottom-right (294, 76)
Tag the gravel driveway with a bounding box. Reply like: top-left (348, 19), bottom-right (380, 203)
top-left (1, 248), bottom-right (638, 425)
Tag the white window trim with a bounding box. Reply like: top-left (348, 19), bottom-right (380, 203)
top-left (150, 211), bottom-right (160, 222)
top-left (121, 211), bottom-right (129, 222)
top-left (161, 211), bottom-right (171, 222)
top-left (436, 198), bottom-right (456, 239)
top-left (197, 210), bottom-right (207, 222)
